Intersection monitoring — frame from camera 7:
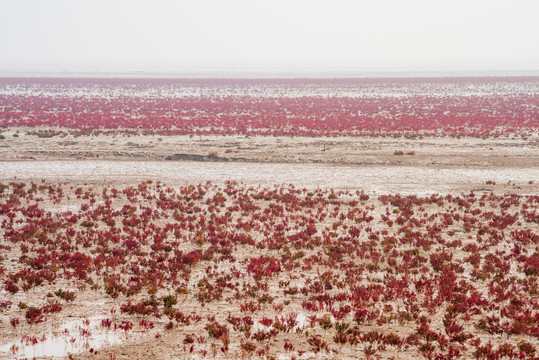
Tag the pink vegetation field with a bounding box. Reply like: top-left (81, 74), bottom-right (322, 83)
top-left (0, 181), bottom-right (538, 359)
top-left (1, 77), bottom-right (539, 359)
top-left (1, 77), bottom-right (538, 137)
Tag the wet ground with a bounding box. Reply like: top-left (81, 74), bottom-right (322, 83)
top-left (1, 160), bottom-right (538, 195)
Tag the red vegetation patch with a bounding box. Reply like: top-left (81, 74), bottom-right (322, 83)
top-left (1, 77), bottom-right (538, 137)
top-left (0, 180), bottom-right (538, 358)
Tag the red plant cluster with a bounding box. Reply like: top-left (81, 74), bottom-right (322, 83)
top-left (0, 180), bottom-right (538, 358)
top-left (1, 77), bottom-right (538, 137)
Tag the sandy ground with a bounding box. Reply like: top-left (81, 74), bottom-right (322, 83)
top-left (1, 129), bottom-right (539, 195)
top-left (1, 161), bottom-right (539, 196)
top-left (1, 129), bottom-right (539, 168)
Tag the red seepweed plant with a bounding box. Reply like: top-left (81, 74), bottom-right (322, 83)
top-left (0, 181), bottom-right (538, 358)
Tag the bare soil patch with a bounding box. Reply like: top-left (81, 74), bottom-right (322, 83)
top-left (1, 129), bottom-right (539, 168)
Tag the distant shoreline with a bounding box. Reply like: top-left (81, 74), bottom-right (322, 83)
top-left (1, 75), bottom-right (539, 83)
top-left (1, 67), bottom-right (538, 79)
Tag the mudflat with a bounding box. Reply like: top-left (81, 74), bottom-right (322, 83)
top-left (1, 130), bottom-right (538, 194)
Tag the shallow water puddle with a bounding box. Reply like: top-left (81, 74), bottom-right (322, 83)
top-left (0, 317), bottom-right (152, 359)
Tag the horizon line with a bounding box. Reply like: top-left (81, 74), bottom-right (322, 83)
top-left (1, 65), bottom-right (539, 79)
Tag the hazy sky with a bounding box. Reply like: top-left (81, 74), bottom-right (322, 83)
top-left (1, 0), bottom-right (538, 72)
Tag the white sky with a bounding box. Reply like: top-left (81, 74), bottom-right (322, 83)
top-left (0, 0), bottom-right (538, 73)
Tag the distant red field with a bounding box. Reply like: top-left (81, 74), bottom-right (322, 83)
top-left (1, 77), bottom-right (538, 137)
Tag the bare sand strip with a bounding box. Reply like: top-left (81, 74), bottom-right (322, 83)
top-left (1, 160), bottom-right (537, 195)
